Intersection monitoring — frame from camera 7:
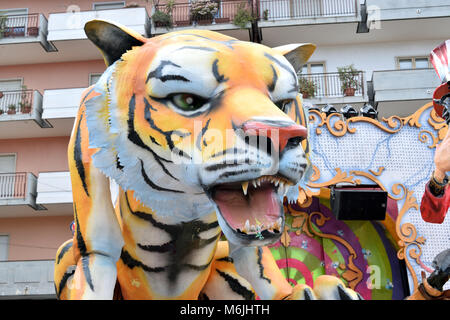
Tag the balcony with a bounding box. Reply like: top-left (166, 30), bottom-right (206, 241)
top-left (0, 172), bottom-right (44, 217)
top-left (0, 89), bottom-right (55, 138)
top-left (358, 1), bottom-right (450, 42)
top-left (0, 14), bottom-right (56, 66)
top-left (256, 0), bottom-right (360, 46)
top-left (0, 260), bottom-right (56, 299)
top-left (46, 7), bottom-right (150, 61)
top-left (299, 71), bottom-right (367, 106)
top-left (370, 68), bottom-right (440, 118)
top-left (364, 0), bottom-right (450, 22)
top-left (35, 171), bottom-right (73, 218)
top-left (40, 87), bottom-right (84, 137)
top-left (152, 1), bottom-right (253, 40)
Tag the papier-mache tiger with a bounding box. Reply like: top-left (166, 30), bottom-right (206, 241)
top-left (54, 19), bottom-right (362, 300)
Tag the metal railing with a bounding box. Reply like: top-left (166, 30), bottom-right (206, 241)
top-left (0, 13), bottom-right (40, 38)
top-left (154, 0), bottom-right (251, 27)
top-left (298, 71), bottom-right (364, 98)
top-left (0, 90), bottom-right (34, 115)
top-left (0, 172), bottom-right (28, 199)
top-left (257, 0), bottom-right (357, 21)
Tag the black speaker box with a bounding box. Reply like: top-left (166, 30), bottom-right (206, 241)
top-left (330, 186), bottom-right (388, 220)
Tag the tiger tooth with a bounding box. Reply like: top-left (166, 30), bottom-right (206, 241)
top-left (252, 180), bottom-right (257, 188)
top-left (242, 181), bottom-right (249, 195)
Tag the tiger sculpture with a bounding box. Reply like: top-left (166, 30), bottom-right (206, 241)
top-left (54, 19), bottom-right (362, 300)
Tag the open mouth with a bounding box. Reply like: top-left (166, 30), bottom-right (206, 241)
top-left (208, 176), bottom-right (292, 242)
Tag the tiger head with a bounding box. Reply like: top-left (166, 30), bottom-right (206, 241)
top-left (85, 20), bottom-right (315, 247)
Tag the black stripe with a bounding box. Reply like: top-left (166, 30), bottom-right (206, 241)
top-left (158, 74), bottom-right (190, 83)
top-left (120, 249), bottom-right (166, 273)
top-left (205, 162), bottom-right (242, 172)
top-left (210, 148), bottom-right (246, 158)
top-left (146, 60), bottom-right (182, 83)
top-left (216, 256), bottom-right (233, 263)
top-left (218, 169), bottom-right (259, 179)
top-left (56, 241), bottom-right (73, 264)
top-left (176, 46), bottom-right (218, 52)
top-left (264, 52), bottom-right (297, 81)
top-left (212, 59), bottom-right (228, 83)
top-left (82, 256), bottom-right (94, 291)
top-left (128, 95), bottom-right (184, 183)
top-left (74, 206), bottom-right (87, 257)
top-left (216, 270), bottom-right (255, 300)
top-left (337, 285), bottom-right (354, 300)
top-left (196, 118), bottom-right (211, 150)
top-left (304, 288), bottom-right (314, 300)
top-left (124, 193), bottom-right (219, 283)
top-left (139, 159), bottom-right (184, 193)
top-left (268, 64), bottom-right (278, 92)
top-left (74, 114), bottom-right (89, 197)
top-left (137, 241), bottom-right (175, 253)
top-left (257, 247), bottom-right (272, 284)
top-left (74, 206), bottom-right (94, 291)
top-left (144, 97), bottom-right (192, 161)
top-left (56, 269), bottom-right (75, 299)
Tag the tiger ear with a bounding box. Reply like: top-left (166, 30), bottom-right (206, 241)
top-left (273, 43), bottom-right (316, 73)
top-left (85, 19), bottom-right (147, 66)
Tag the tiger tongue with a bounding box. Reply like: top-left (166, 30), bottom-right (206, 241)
top-left (212, 184), bottom-right (281, 230)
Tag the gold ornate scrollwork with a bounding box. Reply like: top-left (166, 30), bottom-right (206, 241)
top-left (307, 212), bottom-right (364, 290)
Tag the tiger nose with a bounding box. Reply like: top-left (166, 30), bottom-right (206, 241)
top-left (242, 120), bottom-right (307, 152)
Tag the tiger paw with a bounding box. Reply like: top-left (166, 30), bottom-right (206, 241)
top-left (288, 276), bottom-right (363, 300)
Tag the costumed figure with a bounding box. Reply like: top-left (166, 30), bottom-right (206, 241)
top-left (54, 20), bottom-right (361, 300)
top-left (408, 40), bottom-right (450, 300)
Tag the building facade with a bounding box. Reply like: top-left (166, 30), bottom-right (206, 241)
top-left (0, 0), bottom-right (448, 299)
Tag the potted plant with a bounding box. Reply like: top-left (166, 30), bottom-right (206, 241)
top-left (263, 9), bottom-right (269, 21)
top-left (0, 109), bottom-right (4, 115)
top-left (190, 0), bottom-right (218, 25)
top-left (0, 14), bottom-right (7, 39)
top-left (233, 4), bottom-right (254, 28)
top-left (19, 101), bottom-right (32, 114)
top-left (152, 9), bottom-right (173, 29)
top-left (337, 64), bottom-right (360, 96)
top-left (298, 77), bottom-right (317, 99)
top-left (7, 104), bottom-right (16, 115)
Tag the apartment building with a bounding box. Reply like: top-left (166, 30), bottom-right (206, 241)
top-left (0, 0), bottom-right (448, 299)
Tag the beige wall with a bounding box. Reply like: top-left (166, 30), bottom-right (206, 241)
top-left (0, 137), bottom-right (69, 175)
top-left (0, 0), bottom-right (153, 18)
top-left (0, 215), bottom-right (73, 260)
top-left (0, 60), bottom-right (105, 94)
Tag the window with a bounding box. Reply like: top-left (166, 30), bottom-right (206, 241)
top-left (0, 235), bottom-right (8, 261)
top-left (89, 73), bottom-right (102, 86)
top-left (397, 57), bottom-right (430, 70)
top-left (0, 154), bottom-right (16, 173)
top-left (0, 79), bottom-right (23, 91)
top-left (93, 1), bottom-right (126, 10)
top-left (300, 62), bottom-right (326, 75)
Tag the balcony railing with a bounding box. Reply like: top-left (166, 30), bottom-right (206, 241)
top-left (0, 90), bottom-right (34, 116)
top-left (258, 0), bottom-right (357, 21)
top-left (299, 71), bottom-right (365, 99)
top-left (154, 0), bottom-right (251, 27)
top-left (0, 172), bottom-right (28, 199)
top-left (0, 14), bottom-right (40, 38)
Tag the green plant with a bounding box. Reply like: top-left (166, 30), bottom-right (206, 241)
top-left (8, 104), bottom-right (16, 110)
top-left (298, 77), bottom-right (317, 98)
top-left (233, 4), bottom-right (254, 28)
top-left (337, 64), bottom-right (360, 92)
top-left (0, 14), bottom-right (7, 39)
top-left (190, 0), bottom-right (218, 21)
top-left (152, 9), bottom-right (173, 29)
top-left (263, 9), bottom-right (269, 20)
